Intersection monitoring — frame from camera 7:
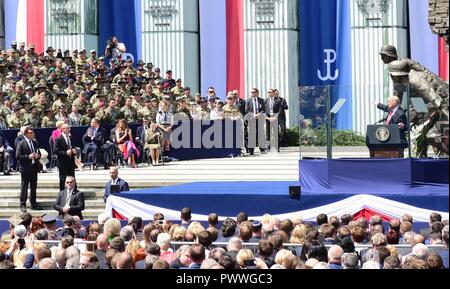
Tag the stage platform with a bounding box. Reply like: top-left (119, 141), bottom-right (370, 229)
top-left (105, 179), bottom-right (449, 223)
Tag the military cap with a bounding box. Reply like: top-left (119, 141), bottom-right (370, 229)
top-left (137, 60), bottom-right (144, 65)
top-left (388, 59), bottom-right (410, 76)
top-left (176, 78), bottom-right (182, 83)
top-left (35, 83), bottom-right (47, 90)
top-left (23, 100), bottom-right (31, 105)
top-left (379, 45), bottom-right (398, 58)
top-left (163, 95), bottom-right (171, 100)
top-left (8, 214), bottom-right (22, 227)
top-left (226, 94), bottom-right (234, 99)
top-left (90, 49), bottom-right (96, 54)
top-left (25, 86), bottom-right (33, 91)
top-left (26, 46), bottom-right (32, 51)
top-left (19, 42), bottom-right (25, 46)
top-left (184, 87), bottom-right (191, 91)
top-left (150, 97), bottom-right (158, 102)
top-left (146, 62), bottom-right (153, 68)
top-left (64, 49), bottom-right (70, 54)
top-left (166, 70), bottom-right (172, 74)
top-left (42, 213), bottom-right (58, 224)
top-left (154, 67), bottom-right (161, 72)
top-left (46, 46), bottom-right (55, 53)
top-left (251, 220), bottom-right (262, 232)
top-left (98, 56), bottom-right (105, 61)
top-left (12, 41), bottom-right (17, 46)
top-left (44, 108), bottom-right (52, 114)
top-left (29, 44), bottom-right (35, 49)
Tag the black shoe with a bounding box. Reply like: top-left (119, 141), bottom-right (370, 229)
top-left (31, 204), bottom-right (43, 210)
top-left (4, 171), bottom-right (11, 175)
top-left (20, 206), bottom-right (26, 212)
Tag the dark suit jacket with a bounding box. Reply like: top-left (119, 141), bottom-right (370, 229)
top-left (235, 98), bottom-right (246, 116)
top-left (245, 97), bottom-right (265, 115)
top-left (14, 134), bottom-right (25, 149)
top-left (264, 97), bottom-right (283, 116)
top-left (377, 104), bottom-right (408, 139)
top-left (103, 178), bottom-right (130, 203)
top-left (82, 126), bottom-right (108, 154)
top-left (0, 130), bottom-right (11, 148)
top-left (53, 189), bottom-right (85, 219)
top-left (135, 125), bottom-right (147, 147)
top-left (15, 138), bottom-right (41, 173)
top-left (110, 127), bottom-right (117, 143)
top-left (55, 134), bottom-right (76, 169)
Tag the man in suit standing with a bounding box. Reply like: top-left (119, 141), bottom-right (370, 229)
top-left (375, 95), bottom-right (408, 144)
top-left (15, 127), bottom-right (42, 212)
top-left (264, 89), bottom-right (282, 152)
top-left (0, 129), bottom-right (14, 175)
top-left (53, 176), bottom-right (85, 219)
top-left (273, 89), bottom-right (289, 147)
top-left (55, 124), bottom-right (77, 191)
top-left (82, 118), bottom-right (114, 169)
top-left (103, 166), bottom-right (129, 203)
top-left (245, 88), bottom-right (266, 155)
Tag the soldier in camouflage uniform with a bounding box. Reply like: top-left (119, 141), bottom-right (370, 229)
top-left (7, 106), bottom-right (27, 128)
top-left (40, 109), bottom-right (57, 128)
top-left (26, 106), bottom-right (41, 128)
top-left (72, 91), bottom-right (90, 115)
top-left (51, 92), bottom-right (70, 113)
top-left (120, 97), bottom-right (138, 123)
top-left (176, 96), bottom-right (192, 120)
top-left (222, 94), bottom-right (241, 120)
top-left (34, 92), bottom-right (51, 117)
top-left (138, 98), bottom-right (158, 122)
top-left (171, 79), bottom-right (184, 99)
top-left (104, 99), bottom-right (122, 125)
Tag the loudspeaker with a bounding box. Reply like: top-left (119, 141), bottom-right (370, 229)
top-left (289, 186), bottom-right (301, 199)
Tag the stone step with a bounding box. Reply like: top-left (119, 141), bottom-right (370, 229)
top-left (0, 209), bottom-right (105, 219)
top-left (0, 190), bottom-right (102, 198)
top-left (0, 198), bottom-right (105, 208)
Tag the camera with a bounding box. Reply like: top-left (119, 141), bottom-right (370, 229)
top-left (244, 259), bottom-right (256, 267)
top-left (156, 220), bottom-right (164, 225)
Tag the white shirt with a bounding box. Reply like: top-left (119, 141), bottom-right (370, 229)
top-left (111, 178), bottom-right (119, 185)
top-left (65, 189), bottom-right (73, 207)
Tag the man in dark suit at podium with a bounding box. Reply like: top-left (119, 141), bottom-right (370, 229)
top-left (375, 95), bottom-right (408, 140)
top-left (103, 166), bottom-right (129, 203)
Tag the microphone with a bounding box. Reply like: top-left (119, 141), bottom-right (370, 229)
top-left (374, 117), bottom-right (386, 125)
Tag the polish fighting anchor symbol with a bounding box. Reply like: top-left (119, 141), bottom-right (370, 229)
top-left (317, 49), bottom-right (339, 81)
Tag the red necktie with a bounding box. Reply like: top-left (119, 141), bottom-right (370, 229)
top-left (386, 110), bottom-right (394, 124)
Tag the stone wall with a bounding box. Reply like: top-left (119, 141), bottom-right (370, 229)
top-left (429, 0), bottom-right (449, 47)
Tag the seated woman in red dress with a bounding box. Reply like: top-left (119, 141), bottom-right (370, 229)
top-left (116, 119), bottom-right (140, 168)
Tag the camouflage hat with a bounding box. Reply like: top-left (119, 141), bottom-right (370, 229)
top-left (46, 46), bottom-right (55, 53)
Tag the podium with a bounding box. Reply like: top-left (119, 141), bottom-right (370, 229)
top-left (366, 125), bottom-right (407, 158)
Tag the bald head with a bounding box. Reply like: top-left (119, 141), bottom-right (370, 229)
top-left (328, 245), bottom-right (344, 264)
top-left (412, 234), bottom-right (425, 246)
top-left (39, 258), bottom-right (58, 269)
top-left (55, 248), bottom-right (67, 268)
top-left (116, 252), bottom-right (133, 269)
top-left (96, 233), bottom-right (109, 251)
top-left (227, 237), bottom-right (243, 252)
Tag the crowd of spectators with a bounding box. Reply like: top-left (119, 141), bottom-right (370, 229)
top-left (0, 209), bottom-right (447, 269)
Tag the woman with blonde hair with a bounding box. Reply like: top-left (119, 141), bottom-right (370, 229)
top-left (116, 119), bottom-right (139, 168)
top-left (156, 101), bottom-right (173, 151)
top-left (236, 249), bottom-right (255, 269)
top-left (126, 239), bottom-right (145, 268)
top-left (103, 218), bottom-right (121, 241)
top-left (187, 221), bottom-right (205, 237)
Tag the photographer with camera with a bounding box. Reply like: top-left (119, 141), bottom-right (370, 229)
top-left (104, 36), bottom-right (126, 59)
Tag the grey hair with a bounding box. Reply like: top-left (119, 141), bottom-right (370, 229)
top-left (120, 225), bottom-right (134, 242)
top-left (342, 253), bottom-right (359, 269)
top-left (65, 245), bottom-right (80, 269)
